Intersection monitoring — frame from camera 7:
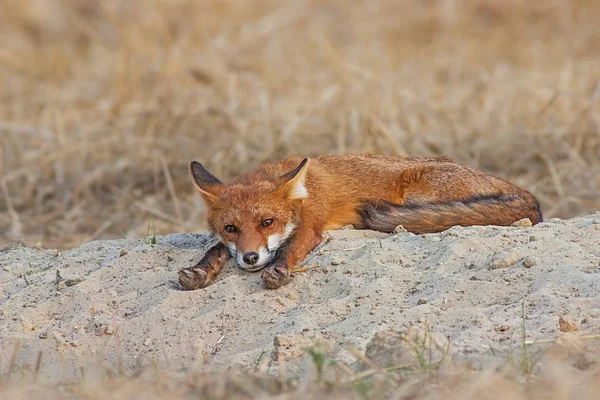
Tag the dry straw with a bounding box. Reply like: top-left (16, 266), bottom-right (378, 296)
top-left (1, 0), bottom-right (599, 249)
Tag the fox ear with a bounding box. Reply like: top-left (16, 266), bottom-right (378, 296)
top-left (189, 161), bottom-right (224, 207)
top-left (275, 158), bottom-right (310, 200)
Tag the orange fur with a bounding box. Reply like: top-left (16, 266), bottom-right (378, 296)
top-left (178, 154), bottom-right (542, 290)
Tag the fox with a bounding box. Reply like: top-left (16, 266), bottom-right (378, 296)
top-left (178, 154), bottom-right (542, 290)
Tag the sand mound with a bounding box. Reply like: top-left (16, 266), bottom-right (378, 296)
top-left (1, 215), bottom-right (600, 380)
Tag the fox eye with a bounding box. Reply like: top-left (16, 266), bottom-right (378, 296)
top-left (261, 219), bottom-right (274, 227)
top-left (225, 225), bottom-right (237, 233)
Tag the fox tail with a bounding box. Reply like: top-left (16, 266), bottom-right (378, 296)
top-left (358, 193), bottom-right (542, 234)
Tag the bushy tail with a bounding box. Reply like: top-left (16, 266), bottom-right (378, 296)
top-left (358, 193), bottom-right (542, 234)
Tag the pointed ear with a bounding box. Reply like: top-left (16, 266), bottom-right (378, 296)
top-left (189, 161), bottom-right (224, 207)
top-left (274, 158), bottom-right (310, 200)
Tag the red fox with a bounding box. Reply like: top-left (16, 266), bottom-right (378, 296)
top-left (178, 154), bottom-right (542, 290)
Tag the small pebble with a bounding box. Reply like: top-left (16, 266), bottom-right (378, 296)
top-left (559, 316), bottom-right (578, 332)
top-left (65, 278), bottom-right (85, 287)
top-left (512, 218), bottom-right (532, 228)
top-left (104, 325), bottom-right (116, 335)
top-left (523, 257), bottom-right (537, 268)
top-left (52, 331), bottom-right (65, 343)
top-left (417, 298), bottom-right (428, 305)
top-left (488, 251), bottom-right (520, 270)
top-left (393, 225), bottom-right (408, 234)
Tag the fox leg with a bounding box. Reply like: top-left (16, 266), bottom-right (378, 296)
top-left (178, 242), bottom-right (230, 290)
top-left (261, 225), bottom-right (323, 289)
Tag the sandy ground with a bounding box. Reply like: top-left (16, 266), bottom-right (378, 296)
top-left (1, 215), bottom-right (600, 381)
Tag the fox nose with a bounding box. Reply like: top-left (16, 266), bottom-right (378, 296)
top-left (243, 252), bottom-right (259, 265)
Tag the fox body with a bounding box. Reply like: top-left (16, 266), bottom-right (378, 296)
top-left (179, 154), bottom-right (542, 290)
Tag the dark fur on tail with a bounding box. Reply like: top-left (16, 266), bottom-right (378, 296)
top-left (358, 193), bottom-right (542, 234)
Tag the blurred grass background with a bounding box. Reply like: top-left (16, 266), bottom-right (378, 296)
top-left (1, 0), bottom-right (599, 249)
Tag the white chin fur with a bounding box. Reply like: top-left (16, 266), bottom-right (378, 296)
top-left (225, 242), bottom-right (237, 257)
top-left (232, 222), bottom-right (297, 271)
top-left (267, 222), bottom-right (296, 251)
top-left (236, 246), bottom-right (273, 271)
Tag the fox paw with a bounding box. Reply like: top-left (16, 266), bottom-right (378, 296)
top-left (178, 267), bottom-right (210, 290)
top-left (261, 265), bottom-right (291, 289)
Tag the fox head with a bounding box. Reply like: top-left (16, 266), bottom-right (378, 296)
top-left (189, 158), bottom-right (310, 271)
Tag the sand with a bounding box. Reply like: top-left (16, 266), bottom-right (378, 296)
top-left (1, 215), bottom-right (600, 380)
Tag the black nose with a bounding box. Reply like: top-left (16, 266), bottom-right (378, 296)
top-left (243, 252), bottom-right (259, 265)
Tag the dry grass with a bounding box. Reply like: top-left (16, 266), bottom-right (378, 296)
top-left (1, 344), bottom-right (599, 400)
top-left (2, 3), bottom-right (599, 396)
top-left (1, 0), bottom-right (600, 248)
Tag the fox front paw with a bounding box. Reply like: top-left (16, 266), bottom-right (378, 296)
top-left (261, 265), bottom-right (292, 289)
top-left (178, 267), bottom-right (211, 290)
